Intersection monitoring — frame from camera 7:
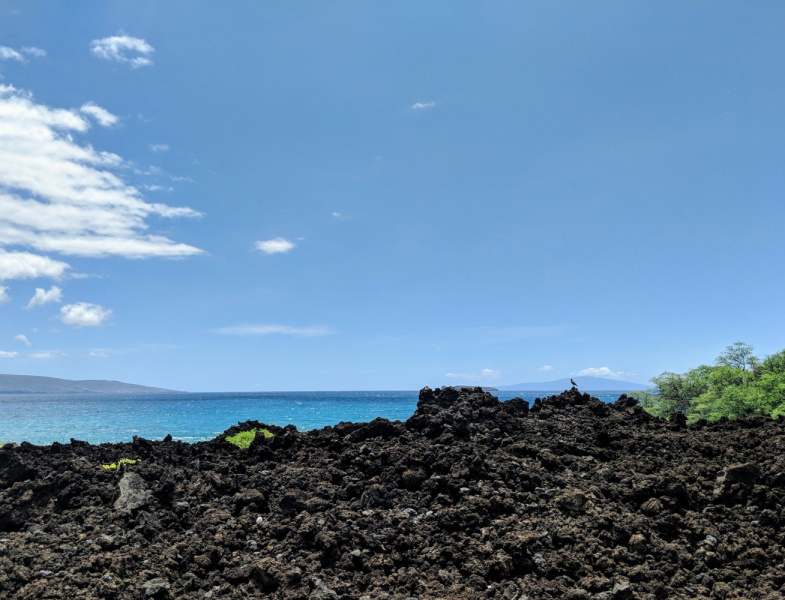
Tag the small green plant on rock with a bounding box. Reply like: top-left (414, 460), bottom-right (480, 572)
top-left (102, 458), bottom-right (141, 470)
top-left (226, 428), bottom-right (274, 449)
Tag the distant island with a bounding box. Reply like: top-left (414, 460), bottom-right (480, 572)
top-left (0, 374), bottom-right (183, 394)
top-left (496, 376), bottom-right (649, 392)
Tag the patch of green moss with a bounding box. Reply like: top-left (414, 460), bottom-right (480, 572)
top-left (226, 428), bottom-right (274, 449)
top-left (102, 458), bottom-right (140, 470)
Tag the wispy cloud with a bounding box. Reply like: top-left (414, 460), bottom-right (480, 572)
top-left (14, 334), bottom-right (31, 346)
top-left (27, 285), bottom-right (62, 308)
top-left (254, 238), bottom-right (295, 255)
top-left (30, 350), bottom-right (67, 359)
top-left (411, 102), bottom-right (435, 110)
top-left (89, 349), bottom-right (110, 357)
top-left (0, 351), bottom-right (18, 358)
top-left (0, 46), bottom-right (46, 63)
top-left (134, 165), bottom-right (162, 176)
top-left (90, 34), bottom-right (154, 69)
top-left (149, 143), bottom-right (169, 152)
top-left (0, 286), bottom-right (8, 305)
top-left (59, 302), bottom-right (112, 327)
top-left (0, 46), bottom-right (24, 62)
top-left (575, 367), bottom-right (635, 380)
top-left (445, 368), bottom-right (502, 381)
top-left (143, 184), bottom-right (173, 192)
top-left (21, 47), bottom-right (46, 58)
top-left (80, 102), bottom-right (119, 127)
top-left (538, 365), bottom-right (554, 371)
top-left (332, 212), bottom-right (341, 218)
top-left (0, 84), bottom-right (203, 265)
top-left (215, 324), bottom-right (334, 337)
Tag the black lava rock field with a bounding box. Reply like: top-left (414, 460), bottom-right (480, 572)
top-left (1, 386), bottom-right (785, 599)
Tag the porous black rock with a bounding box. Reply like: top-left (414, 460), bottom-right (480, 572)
top-left (0, 386), bottom-right (784, 599)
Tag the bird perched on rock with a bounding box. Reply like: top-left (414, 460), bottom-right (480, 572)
top-left (571, 378), bottom-right (577, 388)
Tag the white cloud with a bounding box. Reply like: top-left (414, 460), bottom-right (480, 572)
top-left (481, 368), bottom-right (501, 378)
top-left (149, 144), bottom-right (169, 152)
top-left (21, 47), bottom-right (46, 58)
top-left (14, 333), bottom-right (31, 346)
top-left (89, 349), bottom-right (110, 357)
top-left (0, 285), bottom-right (8, 305)
top-left (0, 250), bottom-right (70, 281)
top-left (134, 165), bottom-right (162, 176)
top-left (80, 102), bottom-right (119, 127)
top-left (59, 302), bottom-right (112, 327)
top-left (539, 365), bottom-right (555, 371)
top-left (0, 350), bottom-right (18, 358)
top-left (30, 350), bottom-right (67, 359)
top-left (254, 238), bottom-right (295, 255)
top-left (0, 47), bottom-right (24, 62)
top-left (142, 184), bottom-right (173, 192)
top-left (332, 212), bottom-right (341, 217)
top-left (0, 46), bottom-right (45, 63)
top-left (0, 84), bottom-right (203, 261)
top-left (215, 324), bottom-right (334, 337)
top-left (90, 34), bottom-right (154, 69)
top-left (575, 367), bottom-right (636, 380)
top-left (27, 285), bottom-right (62, 308)
top-left (411, 102), bottom-right (435, 110)
top-left (445, 368), bottom-right (502, 380)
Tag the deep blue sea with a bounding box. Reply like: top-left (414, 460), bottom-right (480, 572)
top-left (0, 390), bottom-right (625, 445)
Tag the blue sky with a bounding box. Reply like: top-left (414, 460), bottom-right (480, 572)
top-left (0, 2), bottom-right (784, 391)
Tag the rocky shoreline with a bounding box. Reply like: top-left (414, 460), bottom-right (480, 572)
top-left (1, 387), bottom-right (784, 599)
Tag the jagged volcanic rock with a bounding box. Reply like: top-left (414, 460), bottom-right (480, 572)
top-left (0, 387), bottom-right (784, 599)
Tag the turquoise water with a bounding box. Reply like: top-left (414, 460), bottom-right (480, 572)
top-left (0, 390), bottom-right (625, 445)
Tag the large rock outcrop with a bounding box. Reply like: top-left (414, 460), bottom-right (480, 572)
top-left (0, 386), bottom-right (784, 599)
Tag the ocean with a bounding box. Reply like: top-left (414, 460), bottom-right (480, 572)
top-left (0, 390), bottom-right (626, 446)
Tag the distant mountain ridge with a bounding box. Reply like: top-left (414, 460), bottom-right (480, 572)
top-left (496, 376), bottom-right (649, 392)
top-left (0, 374), bottom-right (183, 394)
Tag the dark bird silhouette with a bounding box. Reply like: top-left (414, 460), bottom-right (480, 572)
top-left (571, 378), bottom-right (577, 387)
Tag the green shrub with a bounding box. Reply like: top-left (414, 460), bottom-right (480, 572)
top-left (102, 458), bottom-right (140, 470)
top-left (634, 342), bottom-right (785, 422)
top-left (226, 428), bottom-right (274, 449)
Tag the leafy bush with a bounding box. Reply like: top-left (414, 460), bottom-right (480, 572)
top-left (632, 342), bottom-right (785, 422)
top-left (226, 428), bottom-right (274, 449)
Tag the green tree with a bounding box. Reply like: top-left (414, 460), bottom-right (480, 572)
top-left (637, 342), bottom-right (785, 422)
top-left (757, 349), bottom-right (785, 376)
top-left (758, 349), bottom-right (785, 419)
top-left (715, 341), bottom-right (758, 371)
top-left (638, 365), bottom-right (712, 419)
